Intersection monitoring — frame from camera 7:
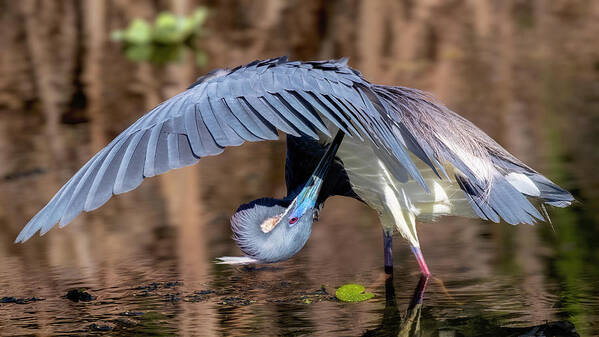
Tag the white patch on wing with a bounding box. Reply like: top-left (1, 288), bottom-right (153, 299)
top-left (505, 172), bottom-right (540, 196)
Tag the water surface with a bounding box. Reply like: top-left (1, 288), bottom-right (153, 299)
top-left (0, 116), bottom-right (596, 336)
top-left (1, 1), bottom-right (598, 335)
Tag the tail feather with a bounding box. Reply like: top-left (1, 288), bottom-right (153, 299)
top-left (527, 173), bottom-right (573, 207)
top-left (491, 156), bottom-right (574, 208)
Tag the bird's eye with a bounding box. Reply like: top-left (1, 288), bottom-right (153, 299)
top-left (289, 217), bottom-right (298, 224)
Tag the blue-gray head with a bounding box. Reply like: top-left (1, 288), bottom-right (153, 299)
top-left (230, 197), bottom-right (317, 263)
top-left (227, 131), bottom-right (345, 264)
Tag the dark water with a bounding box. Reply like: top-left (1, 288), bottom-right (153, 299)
top-left (1, 1), bottom-right (599, 336)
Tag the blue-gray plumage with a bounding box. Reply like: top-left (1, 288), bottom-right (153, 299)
top-left (230, 131), bottom-right (346, 263)
top-left (15, 57), bottom-right (573, 277)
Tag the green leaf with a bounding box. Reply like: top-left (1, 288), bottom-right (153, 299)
top-left (195, 51), bottom-right (208, 66)
top-left (190, 8), bottom-right (208, 26)
top-left (124, 19), bottom-right (151, 44)
top-left (153, 12), bottom-right (187, 44)
top-left (124, 44), bottom-right (152, 62)
top-left (150, 45), bottom-right (184, 64)
top-left (155, 12), bottom-right (178, 30)
top-left (153, 12), bottom-right (179, 43)
top-left (335, 284), bottom-right (374, 302)
top-left (110, 30), bottom-right (124, 41)
top-left (111, 8), bottom-right (209, 65)
top-left (180, 17), bottom-right (195, 37)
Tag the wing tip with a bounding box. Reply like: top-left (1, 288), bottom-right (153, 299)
top-left (14, 226), bottom-right (39, 244)
top-left (14, 234), bottom-right (25, 244)
top-left (15, 212), bottom-right (47, 243)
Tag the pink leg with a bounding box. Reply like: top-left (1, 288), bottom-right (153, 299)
top-left (410, 245), bottom-right (431, 276)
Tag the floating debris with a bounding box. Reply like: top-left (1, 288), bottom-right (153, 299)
top-left (64, 289), bottom-right (96, 302)
top-left (164, 281), bottom-right (182, 288)
top-left (270, 286), bottom-right (335, 304)
top-left (219, 297), bottom-right (254, 306)
top-left (135, 281), bottom-right (182, 292)
top-left (335, 284), bottom-right (374, 302)
top-left (118, 311), bottom-right (144, 317)
top-left (113, 317), bottom-right (138, 327)
top-left (183, 290), bottom-right (215, 303)
top-left (88, 323), bottom-right (113, 331)
top-left (135, 282), bottom-right (160, 292)
top-left (164, 293), bottom-right (181, 303)
top-left (0, 296), bottom-right (45, 304)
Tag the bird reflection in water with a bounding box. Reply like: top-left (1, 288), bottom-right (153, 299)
top-left (362, 275), bottom-right (428, 337)
top-left (363, 274), bottom-right (580, 337)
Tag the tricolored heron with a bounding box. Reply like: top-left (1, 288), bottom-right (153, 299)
top-left (16, 57), bottom-right (573, 278)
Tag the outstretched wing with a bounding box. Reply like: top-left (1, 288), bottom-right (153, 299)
top-left (372, 85), bottom-right (573, 226)
top-left (16, 57), bottom-right (440, 243)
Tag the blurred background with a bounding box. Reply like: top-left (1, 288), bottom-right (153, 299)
top-left (0, 0), bottom-right (598, 336)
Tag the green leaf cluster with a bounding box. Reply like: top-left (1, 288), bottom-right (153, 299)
top-left (110, 8), bottom-right (208, 65)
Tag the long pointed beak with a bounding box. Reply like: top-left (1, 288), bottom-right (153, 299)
top-left (288, 131), bottom-right (345, 224)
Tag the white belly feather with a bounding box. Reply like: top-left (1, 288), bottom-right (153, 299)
top-left (335, 136), bottom-right (477, 247)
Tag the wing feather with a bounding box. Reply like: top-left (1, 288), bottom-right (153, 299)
top-left (224, 97), bottom-right (278, 140)
top-left (278, 91), bottom-right (331, 137)
top-left (114, 130), bottom-right (149, 194)
top-left (212, 97), bottom-right (262, 142)
top-left (193, 104), bottom-right (224, 157)
top-left (292, 91), bottom-right (352, 136)
top-left (83, 136), bottom-right (131, 220)
top-left (142, 122), bottom-right (164, 177)
top-left (262, 93), bottom-right (318, 138)
top-left (242, 96), bottom-right (300, 137)
top-left (310, 92), bottom-right (361, 138)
